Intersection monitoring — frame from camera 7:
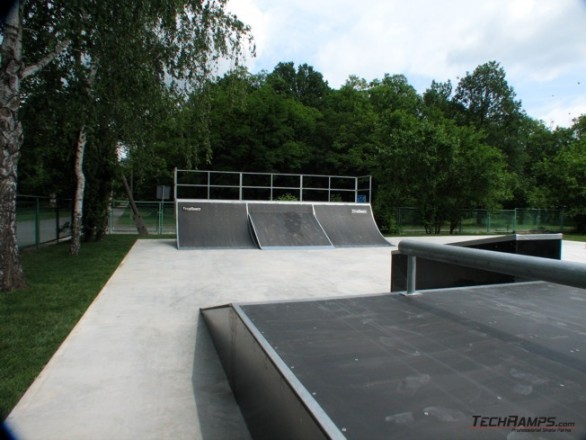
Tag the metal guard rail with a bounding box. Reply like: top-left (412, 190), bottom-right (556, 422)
top-left (398, 239), bottom-right (586, 294)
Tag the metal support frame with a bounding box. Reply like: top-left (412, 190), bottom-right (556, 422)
top-left (399, 239), bottom-right (586, 295)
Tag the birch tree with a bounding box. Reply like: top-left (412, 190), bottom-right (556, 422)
top-left (0, 0), bottom-right (253, 290)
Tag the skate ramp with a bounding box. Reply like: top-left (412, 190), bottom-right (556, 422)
top-left (314, 203), bottom-right (390, 247)
top-left (176, 200), bottom-right (390, 250)
top-left (247, 203), bottom-right (333, 249)
top-left (176, 201), bottom-right (255, 249)
top-left (202, 281), bottom-right (586, 439)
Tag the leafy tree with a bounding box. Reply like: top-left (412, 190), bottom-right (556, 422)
top-left (529, 117), bottom-right (586, 231)
top-left (0, 1), bottom-right (252, 290)
top-left (373, 101), bottom-right (511, 234)
top-left (453, 61), bottom-right (526, 175)
top-left (267, 62), bottom-right (330, 108)
top-left (314, 77), bottom-right (378, 176)
top-left (206, 70), bottom-right (322, 174)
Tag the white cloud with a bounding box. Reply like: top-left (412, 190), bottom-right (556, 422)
top-left (227, 0), bottom-right (586, 126)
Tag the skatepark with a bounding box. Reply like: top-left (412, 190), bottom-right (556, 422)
top-left (6, 170), bottom-right (586, 439)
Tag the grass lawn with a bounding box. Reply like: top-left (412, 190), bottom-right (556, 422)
top-left (0, 235), bottom-right (137, 420)
top-left (564, 234), bottom-right (586, 242)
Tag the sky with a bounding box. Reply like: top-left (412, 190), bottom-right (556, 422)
top-left (226, 0), bottom-right (586, 128)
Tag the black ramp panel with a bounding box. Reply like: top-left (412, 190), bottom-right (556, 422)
top-left (248, 203), bottom-right (333, 249)
top-left (239, 282), bottom-right (586, 440)
top-left (314, 203), bottom-right (390, 247)
top-left (176, 201), bottom-right (255, 249)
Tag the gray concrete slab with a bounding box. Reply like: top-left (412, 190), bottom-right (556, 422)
top-left (6, 236), bottom-right (585, 439)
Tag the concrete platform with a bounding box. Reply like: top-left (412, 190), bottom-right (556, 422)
top-left (5, 236), bottom-right (585, 439)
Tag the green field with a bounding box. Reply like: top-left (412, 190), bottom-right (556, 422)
top-left (0, 235), bottom-right (137, 420)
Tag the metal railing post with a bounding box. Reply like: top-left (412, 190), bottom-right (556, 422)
top-left (405, 255), bottom-right (418, 295)
top-left (300, 175), bottom-right (303, 201)
top-left (239, 172), bottom-right (243, 200)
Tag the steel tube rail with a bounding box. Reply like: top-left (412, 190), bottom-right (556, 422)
top-left (398, 239), bottom-right (586, 294)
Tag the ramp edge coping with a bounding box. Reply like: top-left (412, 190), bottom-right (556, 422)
top-left (232, 304), bottom-right (347, 440)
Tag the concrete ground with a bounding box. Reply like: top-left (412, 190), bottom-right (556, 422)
top-left (6, 236), bottom-right (585, 439)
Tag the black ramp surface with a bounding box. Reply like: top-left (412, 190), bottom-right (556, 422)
top-left (240, 282), bottom-right (586, 440)
top-left (176, 201), bottom-right (255, 248)
top-left (314, 204), bottom-right (390, 247)
top-left (248, 203), bottom-right (333, 249)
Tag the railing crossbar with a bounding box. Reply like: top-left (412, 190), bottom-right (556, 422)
top-left (398, 239), bottom-right (586, 294)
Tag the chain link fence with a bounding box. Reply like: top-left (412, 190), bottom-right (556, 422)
top-left (108, 200), bottom-right (175, 234)
top-left (16, 195), bottom-right (72, 248)
top-left (15, 196), bottom-right (574, 244)
top-left (387, 207), bottom-right (570, 235)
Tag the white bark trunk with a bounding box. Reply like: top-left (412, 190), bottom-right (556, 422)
top-left (0, 2), bottom-right (26, 291)
top-left (70, 127), bottom-right (87, 255)
top-left (0, 2), bottom-right (68, 290)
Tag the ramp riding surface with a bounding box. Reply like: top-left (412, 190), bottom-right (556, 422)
top-left (314, 203), bottom-right (390, 247)
top-left (176, 200), bottom-right (255, 249)
top-left (203, 282), bottom-right (586, 439)
top-left (248, 202), bottom-right (333, 249)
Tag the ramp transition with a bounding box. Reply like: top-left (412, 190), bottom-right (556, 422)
top-left (314, 204), bottom-right (389, 247)
top-left (176, 200), bottom-right (390, 249)
top-left (176, 201), bottom-right (256, 249)
top-left (248, 203), bottom-right (333, 249)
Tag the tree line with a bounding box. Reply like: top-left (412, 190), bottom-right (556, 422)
top-left (119, 61), bottom-right (585, 233)
top-left (2, 2), bottom-right (585, 292)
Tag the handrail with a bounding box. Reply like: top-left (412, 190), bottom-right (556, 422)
top-left (174, 169), bottom-right (372, 203)
top-left (398, 239), bottom-right (586, 294)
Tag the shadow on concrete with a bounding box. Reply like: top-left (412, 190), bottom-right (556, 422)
top-left (192, 316), bottom-right (251, 440)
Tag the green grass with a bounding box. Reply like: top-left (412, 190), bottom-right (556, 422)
top-left (564, 234), bottom-right (586, 242)
top-left (0, 235), bottom-right (137, 420)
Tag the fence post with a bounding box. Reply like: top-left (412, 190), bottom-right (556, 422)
top-left (35, 197), bottom-right (41, 248)
top-left (55, 203), bottom-right (60, 240)
top-left (397, 208), bottom-right (402, 235)
top-left (109, 199), bottom-right (114, 233)
top-left (157, 201), bottom-right (162, 234)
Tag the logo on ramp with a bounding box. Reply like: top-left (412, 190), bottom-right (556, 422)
top-left (182, 206), bottom-right (202, 212)
top-left (351, 209), bottom-right (368, 214)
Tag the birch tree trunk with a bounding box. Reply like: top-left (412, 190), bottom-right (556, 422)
top-left (0, 2), bottom-right (68, 290)
top-left (0, 2), bottom-right (26, 291)
top-left (69, 126), bottom-right (87, 255)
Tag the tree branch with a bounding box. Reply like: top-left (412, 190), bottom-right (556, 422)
top-left (21, 39), bottom-right (69, 79)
